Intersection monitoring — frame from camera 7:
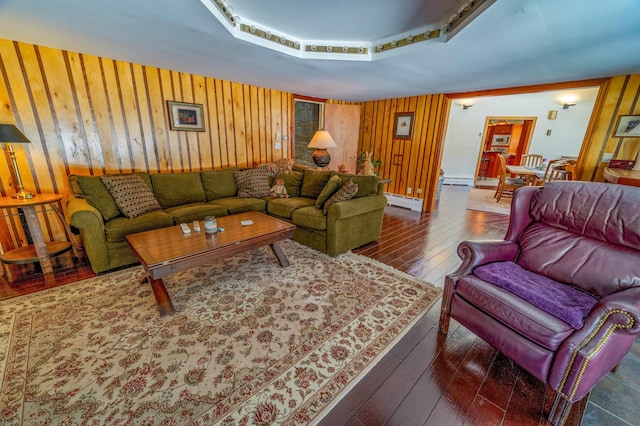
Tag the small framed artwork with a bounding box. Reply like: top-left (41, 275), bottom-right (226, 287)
top-left (613, 115), bottom-right (640, 137)
top-left (167, 101), bottom-right (205, 131)
top-left (394, 112), bottom-right (414, 139)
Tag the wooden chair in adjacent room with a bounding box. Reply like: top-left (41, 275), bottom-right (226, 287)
top-left (495, 154), bottom-right (526, 202)
top-left (534, 159), bottom-right (571, 185)
top-left (520, 153), bottom-right (543, 168)
top-left (564, 162), bottom-right (579, 180)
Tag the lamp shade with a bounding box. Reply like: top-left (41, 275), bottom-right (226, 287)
top-left (307, 130), bottom-right (337, 149)
top-left (0, 124), bottom-right (31, 144)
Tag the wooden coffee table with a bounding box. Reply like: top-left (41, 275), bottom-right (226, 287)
top-left (125, 211), bottom-right (295, 316)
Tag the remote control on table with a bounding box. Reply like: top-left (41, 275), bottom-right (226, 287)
top-left (180, 223), bottom-right (191, 234)
top-left (192, 220), bottom-right (200, 232)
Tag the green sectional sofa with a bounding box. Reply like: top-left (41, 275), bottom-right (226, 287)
top-left (66, 166), bottom-right (387, 273)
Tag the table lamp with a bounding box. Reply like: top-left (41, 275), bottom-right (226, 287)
top-left (307, 130), bottom-right (337, 168)
top-left (0, 124), bottom-right (34, 199)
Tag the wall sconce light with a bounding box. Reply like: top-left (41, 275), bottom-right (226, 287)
top-left (307, 130), bottom-right (337, 168)
top-left (548, 110), bottom-right (558, 120)
top-left (461, 104), bottom-right (473, 110)
top-left (0, 124), bottom-right (34, 199)
top-left (562, 103), bottom-right (576, 109)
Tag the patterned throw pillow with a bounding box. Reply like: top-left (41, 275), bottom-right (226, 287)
top-left (100, 174), bottom-right (162, 219)
top-left (234, 168), bottom-right (271, 198)
top-left (323, 180), bottom-right (359, 214)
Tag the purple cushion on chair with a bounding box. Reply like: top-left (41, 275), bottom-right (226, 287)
top-left (474, 261), bottom-right (598, 329)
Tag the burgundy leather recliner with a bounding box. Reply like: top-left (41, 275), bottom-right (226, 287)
top-left (439, 181), bottom-right (640, 425)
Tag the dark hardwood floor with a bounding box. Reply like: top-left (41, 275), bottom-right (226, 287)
top-left (1, 185), bottom-right (638, 426)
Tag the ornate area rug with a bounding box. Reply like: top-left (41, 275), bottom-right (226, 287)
top-left (467, 187), bottom-right (511, 215)
top-left (0, 240), bottom-right (441, 425)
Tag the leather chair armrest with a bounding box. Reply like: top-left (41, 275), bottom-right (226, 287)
top-left (452, 240), bottom-right (520, 277)
top-left (549, 286), bottom-right (640, 401)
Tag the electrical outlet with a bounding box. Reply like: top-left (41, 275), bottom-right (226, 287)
top-left (416, 188), bottom-right (422, 194)
top-left (407, 187), bottom-right (412, 194)
top-left (275, 142), bottom-right (281, 150)
top-left (603, 152), bottom-right (613, 162)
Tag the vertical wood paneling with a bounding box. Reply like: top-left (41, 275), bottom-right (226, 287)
top-left (0, 38), bottom-right (294, 246)
top-left (358, 94), bottom-right (447, 212)
top-left (580, 75), bottom-right (640, 181)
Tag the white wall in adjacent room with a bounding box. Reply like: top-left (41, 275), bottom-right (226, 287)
top-left (440, 87), bottom-right (599, 182)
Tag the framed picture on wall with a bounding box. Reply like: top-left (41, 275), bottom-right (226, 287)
top-left (394, 112), bottom-right (414, 139)
top-left (614, 115), bottom-right (640, 137)
top-left (167, 101), bottom-right (205, 131)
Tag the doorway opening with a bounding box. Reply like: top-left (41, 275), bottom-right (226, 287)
top-left (474, 116), bottom-right (537, 189)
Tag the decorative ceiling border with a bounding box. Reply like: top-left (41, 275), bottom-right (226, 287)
top-left (202, 0), bottom-right (494, 61)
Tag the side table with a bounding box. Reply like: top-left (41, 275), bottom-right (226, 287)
top-left (0, 194), bottom-right (79, 277)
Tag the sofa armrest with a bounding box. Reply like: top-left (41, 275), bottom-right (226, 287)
top-left (66, 195), bottom-right (110, 273)
top-left (550, 286), bottom-right (640, 401)
top-left (66, 195), bottom-right (105, 233)
top-left (452, 240), bottom-right (520, 277)
top-left (327, 194), bottom-right (387, 220)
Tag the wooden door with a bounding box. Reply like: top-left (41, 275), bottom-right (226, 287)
top-left (323, 104), bottom-right (361, 174)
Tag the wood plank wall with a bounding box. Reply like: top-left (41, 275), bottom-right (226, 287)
top-left (0, 39), bottom-right (293, 250)
top-left (579, 74), bottom-right (640, 181)
top-left (359, 94), bottom-right (448, 212)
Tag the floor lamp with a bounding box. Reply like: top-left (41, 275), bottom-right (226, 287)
top-left (307, 130), bottom-right (337, 168)
top-left (0, 124), bottom-right (34, 199)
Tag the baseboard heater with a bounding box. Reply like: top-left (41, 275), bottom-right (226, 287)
top-left (384, 192), bottom-right (424, 212)
top-left (442, 176), bottom-right (474, 186)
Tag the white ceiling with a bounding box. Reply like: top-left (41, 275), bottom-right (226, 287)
top-left (0, 0), bottom-right (639, 102)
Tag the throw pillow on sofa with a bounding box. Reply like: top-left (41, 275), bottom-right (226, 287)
top-left (316, 175), bottom-right (342, 208)
top-left (323, 180), bottom-right (359, 214)
top-left (234, 168), bottom-right (271, 198)
top-left (101, 174), bottom-right (162, 219)
top-left (336, 173), bottom-right (379, 198)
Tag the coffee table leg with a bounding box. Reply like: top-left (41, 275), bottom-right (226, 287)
top-left (270, 242), bottom-right (290, 267)
top-left (147, 275), bottom-right (175, 316)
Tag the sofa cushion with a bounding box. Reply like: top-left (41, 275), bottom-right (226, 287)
top-left (335, 173), bottom-right (379, 198)
top-left (315, 175), bottom-right (342, 208)
top-left (267, 197), bottom-right (315, 219)
top-left (323, 180), bottom-right (359, 214)
top-left (151, 172), bottom-right (206, 208)
top-left (75, 175), bottom-right (121, 221)
top-left (209, 197), bottom-right (266, 215)
top-left (456, 275), bottom-right (576, 351)
top-left (517, 222), bottom-right (640, 298)
top-left (279, 171), bottom-right (303, 198)
top-left (474, 261), bottom-right (598, 329)
top-left (292, 206), bottom-right (327, 231)
top-left (104, 210), bottom-right (174, 243)
top-left (234, 168), bottom-right (271, 198)
top-left (101, 174), bottom-right (162, 219)
top-left (164, 202), bottom-right (228, 224)
top-left (529, 181), bottom-right (640, 251)
top-left (201, 167), bottom-right (239, 201)
top-left (300, 170), bottom-right (332, 199)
